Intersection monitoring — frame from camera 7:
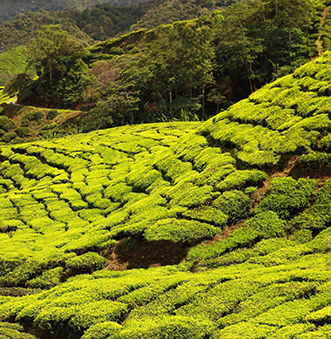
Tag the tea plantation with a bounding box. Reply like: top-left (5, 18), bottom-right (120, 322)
top-left (1, 53), bottom-right (331, 338)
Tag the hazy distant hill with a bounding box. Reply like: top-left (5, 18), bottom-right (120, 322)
top-left (0, 0), bottom-right (152, 24)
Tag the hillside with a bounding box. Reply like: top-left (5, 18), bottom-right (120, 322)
top-left (0, 0), bottom-right (152, 25)
top-left (0, 46), bottom-right (29, 86)
top-left (0, 0), bottom-right (229, 54)
top-left (0, 52), bottom-right (331, 338)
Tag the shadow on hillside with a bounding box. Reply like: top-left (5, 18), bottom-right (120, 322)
top-left (106, 236), bottom-right (189, 270)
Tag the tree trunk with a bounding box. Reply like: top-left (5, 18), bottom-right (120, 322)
top-left (202, 85), bottom-right (205, 120)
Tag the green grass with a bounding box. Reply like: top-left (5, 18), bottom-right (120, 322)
top-left (1, 53), bottom-right (331, 338)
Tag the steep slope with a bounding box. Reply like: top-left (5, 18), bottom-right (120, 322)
top-left (0, 53), bottom-right (331, 338)
top-left (0, 46), bottom-right (28, 86)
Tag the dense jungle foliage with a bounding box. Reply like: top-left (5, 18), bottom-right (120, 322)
top-left (0, 51), bottom-right (331, 338)
top-left (0, 0), bottom-right (228, 53)
top-left (3, 0), bottom-right (329, 127)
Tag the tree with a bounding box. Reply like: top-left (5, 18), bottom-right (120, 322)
top-left (82, 58), bottom-right (140, 130)
top-left (215, 2), bottom-right (265, 96)
top-left (25, 24), bottom-right (88, 107)
top-left (122, 22), bottom-right (215, 120)
top-left (264, 0), bottom-right (312, 41)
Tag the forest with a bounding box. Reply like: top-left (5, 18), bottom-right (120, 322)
top-left (1, 0), bottom-right (331, 338)
top-left (2, 0), bottom-right (326, 130)
top-left (0, 0), bottom-right (152, 25)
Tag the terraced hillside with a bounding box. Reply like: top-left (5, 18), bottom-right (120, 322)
top-left (0, 53), bottom-right (331, 338)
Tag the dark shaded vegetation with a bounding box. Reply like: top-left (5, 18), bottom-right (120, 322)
top-left (0, 0), bottom-right (153, 25)
top-left (0, 0), bottom-right (229, 53)
top-left (3, 0), bottom-right (327, 127)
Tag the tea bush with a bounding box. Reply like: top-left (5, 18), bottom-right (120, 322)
top-left (289, 178), bottom-right (331, 232)
top-left (65, 253), bottom-right (107, 275)
top-left (0, 116), bottom-right (15, 131)
top-left (257, 177), bottom-right (317, 219)
top-left (0, 322), bottom-right (37, 338)
top-left (1, 53), bottom-right (331, 338)
top-left (212, 190), bottom-right (251, 224)
top-left (46, 109), bottom-right (58, 120)
top-left (3, 131), bottom-right (16, 142)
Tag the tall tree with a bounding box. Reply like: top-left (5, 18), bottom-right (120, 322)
top-left (215, 2), bottom-right (265, 96)
top-left (27, 24), bottom-right (86, 85)
top-left (123, 22), bottom-right (215, 120)
top-left (264, 0), bottom-right (312, 41)
top-left (24, 24), bottom-right (88, 107)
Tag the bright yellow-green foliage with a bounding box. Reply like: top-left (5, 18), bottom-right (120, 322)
top-left (0, 46), bottom-right (27, 86)
top-left (201, 51), bottom-right (331, 167)
top-left (0, 87), bottom-right (16, 105)
top-left (2, 54), bottom-right (331, 338)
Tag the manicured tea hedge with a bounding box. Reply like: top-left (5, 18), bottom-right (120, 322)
top-left (1, 53), bottom-right (331, 338)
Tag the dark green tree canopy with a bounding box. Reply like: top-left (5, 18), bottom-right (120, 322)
top-left (27, 24), bottom-right (86, 84)
top-left (17, 24), bottom-right (89, 107)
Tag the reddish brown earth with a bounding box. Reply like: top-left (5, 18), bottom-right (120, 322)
top-left (106, 236), bottom-right (190, 270)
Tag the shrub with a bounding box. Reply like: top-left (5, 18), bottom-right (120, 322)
top-left (23, 111), bottom-right (43, 122)
top-left (144, 218), bottom-right (219, 243)
top-left (0, 322), bottom-right (37, 338)
top-left (46, 109), bottom-right (58, 120)
top-left (0, 259), bottom-right (47, 287)
top-left (169, 184), bottom-right (215, 208)
top-left (27, 267), bottom-right (63, 289)
top-left (289, 229), bottom-right (313, 243)
top-left (256, 177), bottom-right (316, 219)
top-left (20, 119), bottom-right (30, 127)
top-left (14, 127), bottom-right (33, 138)
top-left (320, 134), bottom-right (331, 151)
top-left (82, 322), bottom-right (122, 339)
top-left (66, 252), bottom-right (107, 274)
top-left (214, 320), bottom-right (275, 338)
top-left (3, 131), bottom-right (17, 142)
top-left (243, 211), bottom-right (286, 239)
top-left (187, 211), bottom-right (285, 261)
top-left (217, 170), bottom-right (267, 191)
top-left (212, 190), bottom-right (251, 224)
top-left (182, 206), bottom-right (228, 227)
top-left (126, 166), bottom-right (162, 192)
top-left (33, 111), bottom-right (44, 122)
top-left (298, 152), bottom-right (331, 175)
top-left (254, 298), bottom-right (312, 327)
top-left (34, 301), bottom-right (128, 337)
top-left (289, 179), bottom-right (331, 232)
top-left (114, 316), bottom-right (215, 339)
top-left (0, 116), bottom-right (15, 131)
top-left (22, 112), bottom-right (35, 121)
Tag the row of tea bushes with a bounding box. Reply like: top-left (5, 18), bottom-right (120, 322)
top-left (1, 54), bottom-right (331, 338)
top-left (1, 253), bottom-right (331, 338)
top-left (0, 321), bottom-right (36, 339)
top-left (0, 100), bottom-right (81, 144)
top-left (0, 121), bottom-right (269, 289)
top-left (0, 120), bottom-right (330, 291)
top-left (200, 52), bottom-right (331, 167)
top-left (188, 177), bottom-right (331, 264)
